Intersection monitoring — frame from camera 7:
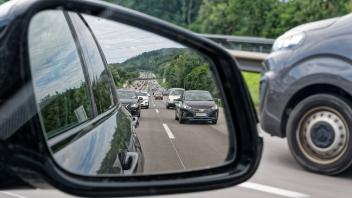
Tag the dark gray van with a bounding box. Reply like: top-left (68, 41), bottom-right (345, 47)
top-left (260, 14), bottom-right (352, 175)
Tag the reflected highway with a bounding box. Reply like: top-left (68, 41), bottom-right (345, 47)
top-left (136, 97), bottom-right (229, 173)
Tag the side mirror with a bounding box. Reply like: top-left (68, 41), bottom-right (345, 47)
top-left (0, 0), bottom-right (262, 197)
top-left (138, 97), bottom-right (143, 101)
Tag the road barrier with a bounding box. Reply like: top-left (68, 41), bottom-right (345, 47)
top-left (227, 50), bottom-right (268, 73)
top-left (201, 34), bottom-right (273, 73)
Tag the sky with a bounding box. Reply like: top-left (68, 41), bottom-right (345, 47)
top-left (84, 14), bottom-right (185, 64)
top-left (29, 10), bottom-right (87, 101)
top-left (29, 10), bottom-right (186, 101)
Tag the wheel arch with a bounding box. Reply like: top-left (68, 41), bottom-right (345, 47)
top-left (281, 83), bottom-right (352, 137)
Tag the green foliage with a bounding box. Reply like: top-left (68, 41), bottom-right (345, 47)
top-left (109, 65), bottom-right (139, 88)
top-left (242, 72), bottom-right (260, 109)
top-left (185, 64), bottom-right (218, 97)
top-left (39, 83), bottom-right (92, 138)
top-left (110, 0), bottom-right (352, 38)
top-left (109, 47), bottom-right (219, 96)
top-left (262, 0), bottom-right (350, 37)
top-left (114, 48), bottom-right (184, 74)
top-left (107, 0), bottom-right (202, 27)
top-left (163, 49), bottom-right (207, 88)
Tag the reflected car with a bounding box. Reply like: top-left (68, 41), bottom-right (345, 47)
top-left (117, 89), bottom-right (142, 117)
top-left (27, 10), bottom-right (144, 175)
top-left (261, 14), bottom-right (352, 175)
top-left (166, 88), bottom-right (184, 109)
top-left (175, 90), bottom-right (218, 124)
top-left (136, 91), bottom-right (149, 109)
top-left (163, 90), bottom-right (169, 96)
top-left (154, 92), bottom-right (163, 100)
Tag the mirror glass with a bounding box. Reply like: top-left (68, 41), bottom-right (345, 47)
top-left (28, 10), bottom-right (232, 175)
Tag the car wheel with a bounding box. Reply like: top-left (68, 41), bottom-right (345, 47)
top-left (179, 112), bottom-right (184, 124)
top-left (146, 105), bottom-right (149, 109)
top-left (287, 94), bottom-right (352, 175)
top-left (211, 120), bottom-right (217, 125)
top-left (166, 105), bottom-right (169, 109)
top-left (175, 110), bottom-right (179, 120)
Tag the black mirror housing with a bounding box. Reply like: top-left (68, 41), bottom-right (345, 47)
top-left (0, 0), bottom-right (262, 197)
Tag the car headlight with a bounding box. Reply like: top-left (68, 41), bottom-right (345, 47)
top-left (211, 104), bottom-right (218, 110)
top-left (131, 103), bottom-right (138, 108)
top-left (272, 32), bottom-right (305, 52)
top-left (182, 104), bottom-right (191, 109)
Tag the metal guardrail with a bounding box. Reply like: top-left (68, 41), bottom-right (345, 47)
top-left (201, 34), bottom-right (274, 73)
top-left (227, 50), bottom-right (268, 73)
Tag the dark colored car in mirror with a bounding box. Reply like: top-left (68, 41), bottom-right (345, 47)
top-left (175, 90), bottom-right (219, 124)
top-left (117, 89), bottom-right (142, 117)
top-left (27, 10), bottom-right (144, 176)
top-left (260, 14), bottom-right (352, 175)
top-left (154, 92), bottom-right (163, 100)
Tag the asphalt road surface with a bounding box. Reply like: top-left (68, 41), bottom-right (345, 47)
top-left (136, 98), bottom-right (229, 174)
top-left (2, 98), bottom-right (352, 198)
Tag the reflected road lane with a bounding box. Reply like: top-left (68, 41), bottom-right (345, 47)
top-left (136, 97), bottom-right (229, 174)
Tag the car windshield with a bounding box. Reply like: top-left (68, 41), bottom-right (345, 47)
top-left (184, 91), bottom-right (213, 101)
top-left (170, 89), bottom-right (183, 95)
top-left (117, 91), bottom-right (137, 99)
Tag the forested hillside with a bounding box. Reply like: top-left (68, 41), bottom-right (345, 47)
top-left (1, 0), bottom-right (350, 38)
top-left (109, 48), bottom-right (218, 96)
top-left (110, 0), bottom-right (351, 38)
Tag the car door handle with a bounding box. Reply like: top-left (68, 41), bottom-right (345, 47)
top-left (123, 152), bottom-right (139, 175)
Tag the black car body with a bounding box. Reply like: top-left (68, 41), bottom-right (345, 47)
top-left (154, 92), bottom-right (163, 100)
top-left (260, 13), bottom-right (352, 175)
top-left (117, 89), bottom-right (142, 117)
top-left (175, 90), bottom-right (218, 124)
top-left (25, 10), bottom-right (144, 175)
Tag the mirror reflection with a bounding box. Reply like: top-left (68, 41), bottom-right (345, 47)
top-left (28, 10), bottom-right (231, 175)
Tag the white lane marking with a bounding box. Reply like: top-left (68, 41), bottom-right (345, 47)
top-left (0, 191), bottom-right (27, 198)
top-left (161, 123), bottom-right (186, 169)
top-left (162, 123), bottom-right (175, 139)
top-left (155, 109), bottom-right (159, 113)
top-left (239, 182), bottom-right (309, 198)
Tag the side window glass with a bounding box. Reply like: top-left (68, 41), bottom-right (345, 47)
top-left (28, 10), bottom-right (92, 138)
top-left (69, 13), bottom-right (114, 114)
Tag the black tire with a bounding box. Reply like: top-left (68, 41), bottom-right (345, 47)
top-left (146, 105), bottom-right (149, 109)
top-left (166, 105), bottom-right (169, 109)
top-left (175, 110), bottom-right (179, 120)
top-left (179, 111), bottom-right (185, 124)
top-left (211, 120), bottom-right (217, 125)
top-left (287, 94), bottom-right (352, 175)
